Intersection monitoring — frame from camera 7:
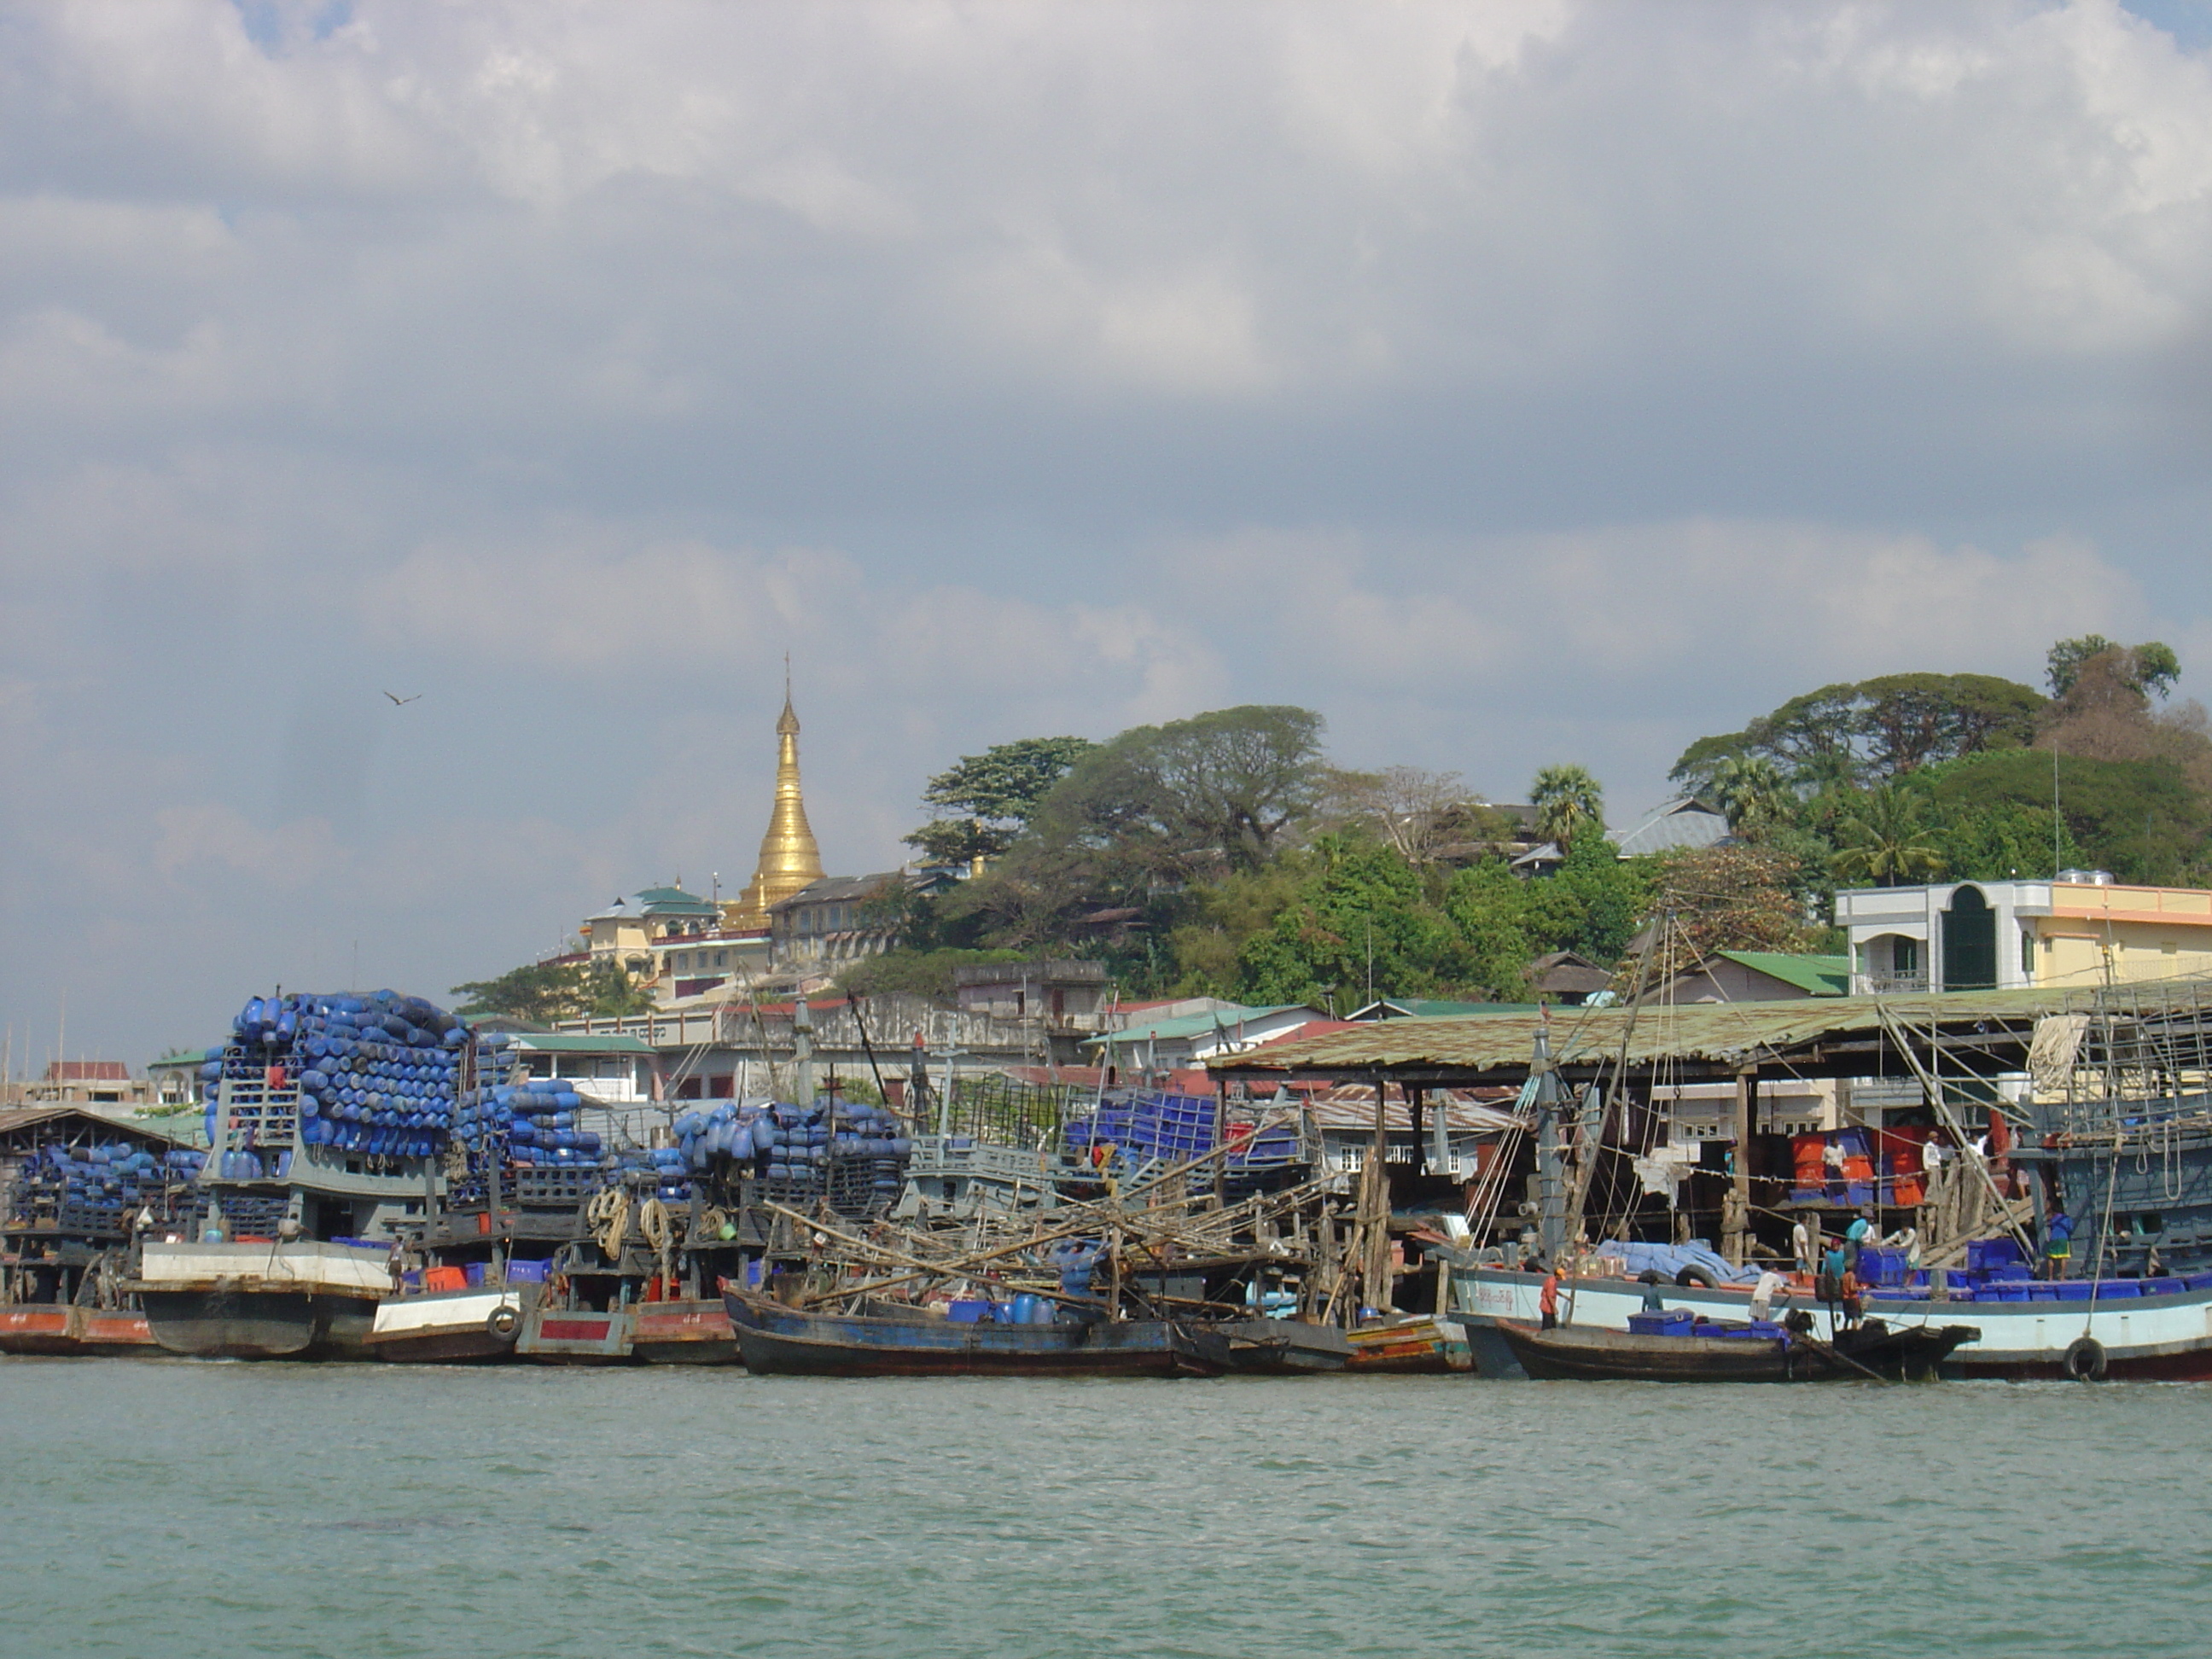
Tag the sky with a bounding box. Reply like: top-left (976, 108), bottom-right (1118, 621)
top-left (5, 0), bottom-right (2212, 1067)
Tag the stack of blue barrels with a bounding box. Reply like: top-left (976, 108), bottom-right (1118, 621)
top-left (670, 1097), bottom-right (911, 1214)
top-left (202, 988), bottom-right (469, 1163)
top-left (9, 1142), bottom-right (206, 1232)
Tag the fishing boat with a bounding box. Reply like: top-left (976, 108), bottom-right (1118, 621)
top-left (628, 1298), bottom-right (740, 1365)
top-left (133, 1237), bottom-right (396, 1359)
top-left (1217, 1317), bottom-right (1353, 1373)
top-left (0, 1305), bottom-right (160, 1357)
top-left (720, 1287), bottom-right (1230, 1377)
top-left (1498, 1315), bottom-right (1976, 1382)
top-left (365, 1282), bottom-right (527, 1363)
top-left (1343, 1313), bottom-right (1473, 1373)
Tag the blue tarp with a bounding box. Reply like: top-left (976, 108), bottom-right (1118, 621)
top-left (1601, 1238), bottom-right (1760, 1286)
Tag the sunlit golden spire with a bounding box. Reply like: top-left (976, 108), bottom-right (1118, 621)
top-left (729, 670), bottom-right (824, 928)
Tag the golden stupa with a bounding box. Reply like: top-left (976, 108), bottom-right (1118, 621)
top-left (727, 684), bottom-right (824, 928)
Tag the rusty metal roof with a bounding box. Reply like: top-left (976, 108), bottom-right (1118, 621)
top-left (1207, 987), bottom-right (2077, 1083)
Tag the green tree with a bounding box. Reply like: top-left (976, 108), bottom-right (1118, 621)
top-left (1672, 673), bottom-right (2045, 792)
top-left (1440, 859), bottom-right (1539, 1000)
top-left (1234, 836), bottom-right (1465, 1007)
top-left (1707, 754), bottom-right (1793, 835)
top-left (1930, 801), bottom-right (2080, 883)
top-left (451, 960), bottom-right (652, 1023)
top-left (904, 736), bottom-right (1097, 866)
top-left (1020, 704), bottom-right (1328, 891)
top-left (1830, 784), bottom-right (1946, 888)
top-left (1531, 764), bottom-right (1605, 849)
top-left (2047, 637), bottom-right (2178, 701)
top-left (1924, 748), bottom-right (2209, 885)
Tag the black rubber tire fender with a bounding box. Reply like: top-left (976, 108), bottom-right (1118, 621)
top-left (2063, 1335), bottom-right (2107, 1382)
top-left (1675, 1266), bottom-right (1717, 1289)
top-left (486, 1304), bottom-right (521, 1342)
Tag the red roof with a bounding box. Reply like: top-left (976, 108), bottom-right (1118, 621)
top-left (44, 1061), bottom-right (128, 1082)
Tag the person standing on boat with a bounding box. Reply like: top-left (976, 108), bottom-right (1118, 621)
top-left (1818, 1241), bottom-right (1847, 1330)
top-left (1790, 1216), bottom-right (1815, 1276)
top-left (1839, 1265), bottom-right (1865, 1330)
top-left (2045, 1206), bottom-right (2074, 1281)
top-left (1539, 1265), bottom-right (1562, 1330)
top-left (1844, 1210), bottom-right (1874, 1274)
top-left (1750, 1266), bottom-right (1788, 1324)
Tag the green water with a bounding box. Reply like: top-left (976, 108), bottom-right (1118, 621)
top-left (3, 1359), bottom-right (2209, 1657)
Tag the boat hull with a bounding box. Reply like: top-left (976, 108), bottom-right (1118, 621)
top-left (722, 1290), bottom-right (1229, 1377)
top-left (629, 1300), bottom-right (740, 1365)
top-left (137, 1288), bottom-right (375, 1359)
top-left (0, 1307), bottom-right (159, 1357)
top-left (1344, 1315), bottom-right (1474, 1373)
top-left (1218, 1318), bottom-right (1352, 1374)
top-left (1503, 1321), bottom-right (1807, 1382)
top-left (368, 1288), bottom-right (524, 1364)
top-left (1452, 1263), bottom-right (2212, 1381)
top-left (515, 1306), bottom-right (637, 1365)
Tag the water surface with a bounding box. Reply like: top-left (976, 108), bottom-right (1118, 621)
top-left (3, 1360), bottom-right (2206, 1657)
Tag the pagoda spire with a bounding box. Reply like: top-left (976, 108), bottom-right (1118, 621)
top-left (730, 676), bottom-right (824, 928)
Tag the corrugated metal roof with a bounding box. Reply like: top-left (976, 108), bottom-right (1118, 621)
top-left (1208, 987), bottom-right (2072, 1080)
top-left (1715, 951), bottom-right (1851, 996)
top-left (504, 1033), bottom-right (655, 1053)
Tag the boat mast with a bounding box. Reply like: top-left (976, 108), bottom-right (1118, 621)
top-left (1533, 1023), bottom-right (1567, 1265)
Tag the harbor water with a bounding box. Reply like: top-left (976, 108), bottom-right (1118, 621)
top-left (4, 1361), bottom-right (2209, 1657)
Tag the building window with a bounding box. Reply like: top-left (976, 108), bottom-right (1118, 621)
top-left (2022, 931), bottom-right (2034, 976)
top-left (1892, 937), bottom-right (1918, 975)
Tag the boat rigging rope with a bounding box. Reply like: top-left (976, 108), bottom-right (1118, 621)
top-left (639, 1197), bottom-right (672, 1255)
top-left (585, 1187), bottom-right (631, 1261)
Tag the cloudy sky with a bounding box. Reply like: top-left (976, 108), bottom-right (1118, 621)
top-left (6, 0), bottom-right (2212, 1063)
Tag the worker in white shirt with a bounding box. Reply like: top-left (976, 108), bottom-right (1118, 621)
top-left (1790, 1217), bottom-right (1815, 1274)
top-left (1750, 1267), bottom-right (1789, 1323)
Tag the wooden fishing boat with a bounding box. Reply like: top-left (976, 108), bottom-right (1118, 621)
top-left (0, 1305), bottom-right (160, 1356)
top-left (629, 1298), bottom-right (740, 1365)
top-left (1499, 1318), bottom-right (1976, 1382)
top-left (721, 1287), bottom-right (1230, 1377)
top-left (1216, 1317), bottom-right (1352, 1374)
top-left (1343, 1314), bottom-right (1473, 1373)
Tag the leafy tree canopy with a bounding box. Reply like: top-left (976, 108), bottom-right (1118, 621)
top-left (904, 735), bottom-right (1097, 866)
top-left (1672, 672), bottom-right (2045, 793)
top-left (1531, 763), bottom-right (1605, 848)
top-left (451, 960), bottom-right (652, 1023)
top-left (1022, 703), bottom-right (1329, 890)
top-left (1235, 835), bottom-right (1469, 1008)
top-left (2047, 636), bottom-right (2180, 701)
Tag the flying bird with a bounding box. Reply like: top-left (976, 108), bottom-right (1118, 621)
top-left (383, 691), bottom-right (422, 706)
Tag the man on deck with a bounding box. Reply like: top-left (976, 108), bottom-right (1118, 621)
top-left (2045, 1206), bottom-right (2074, 1281)
top-left (1539, 1265), bottom-right (1562, 1330)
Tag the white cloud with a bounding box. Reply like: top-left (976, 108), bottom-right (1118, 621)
top-left (9, 1), bottom-right (2212, 1060)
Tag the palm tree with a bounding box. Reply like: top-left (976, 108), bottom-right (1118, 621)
top-left (1531, 764), bottom-right (1605, 851)
top-left (1708, 755), bottom-right (1793, 835)
top-left (1831, 784), bottom-right (1945, 888)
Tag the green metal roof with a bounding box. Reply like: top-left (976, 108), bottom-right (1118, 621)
top-left (1207, 987), bottom-right (2081, 1083)
top-left (505, 1033), bottom-right (655, 1053)
top-left (634, 886), bottom-right (720, 915)
top-left (1714, 952), bottom-right (1852, 997)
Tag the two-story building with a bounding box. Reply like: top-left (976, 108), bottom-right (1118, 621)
top-left (1837, 870), bottom-right (2212, 993)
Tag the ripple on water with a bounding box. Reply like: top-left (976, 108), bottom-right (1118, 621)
top-left (3, 1365), bottom-right (2210, 1657)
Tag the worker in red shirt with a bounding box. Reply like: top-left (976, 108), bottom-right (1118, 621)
top-left (1539, 1265), bottom-right (1562, 1330)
